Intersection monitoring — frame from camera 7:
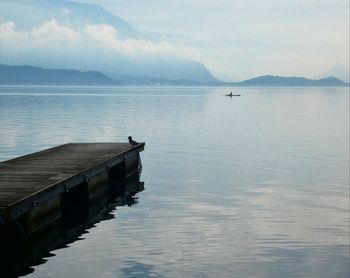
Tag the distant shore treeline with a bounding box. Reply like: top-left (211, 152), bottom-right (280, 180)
top-left (0, 64), bottom-right (348, 87)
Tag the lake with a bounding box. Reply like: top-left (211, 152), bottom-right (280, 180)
top-left (0, 86), bottom-right (349, 277)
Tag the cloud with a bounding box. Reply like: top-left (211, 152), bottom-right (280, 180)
top-left (82, 23), bottom-right (180, 57)
top-left (0, 20), bottom-right (198, 63)
top-left (0, 20), bottom-right (80, 50)
top-left (60, 8), bottom-right (71, 16)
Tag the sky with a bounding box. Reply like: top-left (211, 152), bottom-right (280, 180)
top-left (75, 0), bottom-right (349, 82)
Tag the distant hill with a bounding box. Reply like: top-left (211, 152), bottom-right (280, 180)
top-left (0, 64), bottom-right (115, 85)
top-left (0, 64), bottom-right (223, 85)
top-left (234, 75), bottom-right (349, 87)
top-left (0, 65), bottom-right (348, 87)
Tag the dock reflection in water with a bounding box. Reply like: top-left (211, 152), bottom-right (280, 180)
top-left (0, 179), bottom-right (145, 277)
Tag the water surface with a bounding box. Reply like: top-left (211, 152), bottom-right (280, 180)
top-left (0, 86), bottom-right (349, 277)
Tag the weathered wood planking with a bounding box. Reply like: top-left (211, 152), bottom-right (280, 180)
top-left (0, 143), bottom-right (144, 223)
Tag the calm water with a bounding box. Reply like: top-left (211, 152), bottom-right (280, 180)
top-left (0, 86), bottom-right (349, 278)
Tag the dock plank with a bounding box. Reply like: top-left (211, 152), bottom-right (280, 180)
top-left (0, 143), bottom-right (144, 218)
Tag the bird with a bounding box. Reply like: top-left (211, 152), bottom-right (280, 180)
top-left (128, 136), bottom-right (138, 145)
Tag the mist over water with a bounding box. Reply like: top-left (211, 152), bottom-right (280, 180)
top-left (0, 86), bottom-right (349, 277)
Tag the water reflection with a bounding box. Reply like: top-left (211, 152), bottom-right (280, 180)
top-left (0, 180), bottom-right (145, 278)
top-left (120, 261), bottom-right (161, 278)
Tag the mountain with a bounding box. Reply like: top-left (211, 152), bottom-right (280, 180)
top-left (235, 75), bottom-right (349, 87)
top-left (1, 65), bottom-right (348, 87)
top-left (0, 0), bottom-right (218, 83)
top-left (0, 64), bottom-right (115, 85)
top-left (0, 64), bottom-right (223, 85)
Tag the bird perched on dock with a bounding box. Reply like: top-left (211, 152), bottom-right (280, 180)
top-left (128, 136), bottom-right (138, 145)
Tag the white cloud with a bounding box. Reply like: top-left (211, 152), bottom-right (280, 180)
top-left (83, 23), bottom-right (180, 57)
top-left (0, 20), bottom-right (80, 49)
top-left (0, 21), bottom-right (18, 39)
top-left (0, 20), bottom-right (198, 61)
top-left (60, 8), bottom-right (71, 16)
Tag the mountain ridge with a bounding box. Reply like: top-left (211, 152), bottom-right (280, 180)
top-left (0, 64), bottom-right (116, 85)
top-left (0, 64), bottom-right (348, 87)
top-left (233, 75), bottom-right (348, 87)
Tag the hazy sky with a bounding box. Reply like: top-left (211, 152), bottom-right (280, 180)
top-left (75, 0), bottom-right (349, 82)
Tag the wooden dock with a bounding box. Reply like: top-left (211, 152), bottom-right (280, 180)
top-left (0, 142), bottom-right (145, 277)
top-left (0, 142), bottom-right (145, 232)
